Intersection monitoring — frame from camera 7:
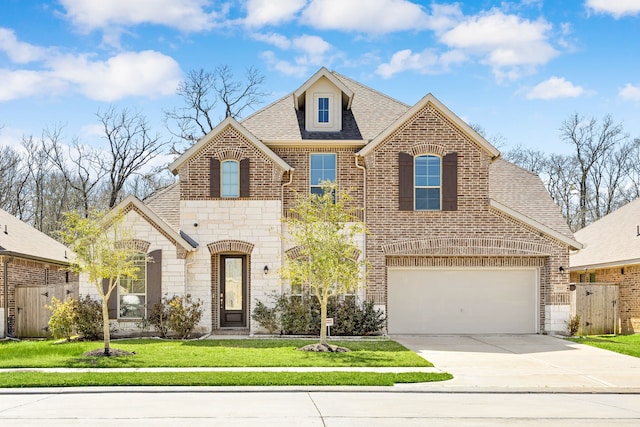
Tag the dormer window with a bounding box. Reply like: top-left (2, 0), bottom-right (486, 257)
top-left (318, 97), bottom-right (329, 123)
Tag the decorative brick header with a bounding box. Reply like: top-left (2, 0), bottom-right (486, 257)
top-left (382, 238), bottom-right (553, 256)
top-left (207, 240), bottom-right (255, 255)
top-left (285, 245), bottom-right (361, 261)
top-left (214, 147), bottom-right (247, 161)
top-left (115, 239), bottom-right (150, 253)
top-left (409, 142), bottom-right (447, 157)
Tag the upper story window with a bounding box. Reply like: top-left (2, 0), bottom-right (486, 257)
top-left (310, 153), bottom-right (336, 196)
top-left (221, 160), bottom-right (239, 198)
top-left (414, 155), bottom-right (441, 210)
top-left (318, 97), bottom-right (329, 123)
top-left (119, 252), bottom-right (147, 319)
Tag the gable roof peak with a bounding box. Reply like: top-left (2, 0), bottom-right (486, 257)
top-left (168, 116), bottom-right (292, 174)
top-left (293, 67), bottom-right (354, 111)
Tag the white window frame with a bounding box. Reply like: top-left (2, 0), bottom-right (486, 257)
top-left (221, 159), bottom-right (240, 198)
top-left (414, 154), bottom-right (442, 211)
top-left (310, 153), bottom-right (337, 196)
top-left (313, 94), bottom-right (334, 128)
top-left (118, 252), bottom-right (147, 319)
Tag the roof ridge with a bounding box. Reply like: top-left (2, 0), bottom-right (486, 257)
top-left (241, 92), bottom-right (292, 124)
top-left (331, 71), bottom-right (411, 109)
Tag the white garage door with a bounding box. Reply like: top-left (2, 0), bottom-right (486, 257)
top-left (387, 268), bottom-right (538, 334)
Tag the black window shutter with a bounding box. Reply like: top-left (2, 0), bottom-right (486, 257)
top-left (210, 158), bottom-right (220, 198)
top-left (147, 249), bottom-right (162, 310)
top-left (102, 278), bottom-right (117, 319)
top-left (442, 152), bottom-right (458, 211)
top-left (398, 152), bottom-right (413, 211)
top-left (240, 158), bottom-right (250, 197)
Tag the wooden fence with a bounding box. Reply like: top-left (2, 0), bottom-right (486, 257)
top-left (15, 283), bottom-right (79, 338)
top-left (570, 282), bottom-right (619, 335)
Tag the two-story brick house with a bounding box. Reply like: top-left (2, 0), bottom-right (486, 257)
top-left (85, 67), bottom-right (581, 336)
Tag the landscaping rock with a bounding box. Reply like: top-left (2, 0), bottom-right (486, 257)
top-left (297, 343), bottom-right (350, 352)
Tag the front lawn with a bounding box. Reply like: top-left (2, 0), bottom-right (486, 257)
top-left (567, 334), bottom-right (640, 358)
top-left (0, 338), bottom-right (451, 387)
top-left (0, 338), bottom-right (432, 368)
top-left (0, 371), bottom-right (451, 388)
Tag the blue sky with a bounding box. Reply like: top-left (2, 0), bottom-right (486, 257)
top-left (1, 0), bottom-right (640, 158)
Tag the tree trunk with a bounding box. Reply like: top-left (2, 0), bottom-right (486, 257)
top-left (319, 295), bottom-right (328, 346)
top-left (102, 298), bottom-right (111, 356)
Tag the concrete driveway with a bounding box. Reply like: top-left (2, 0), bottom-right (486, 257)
top-left (393, 334), bottom-right (640, 392)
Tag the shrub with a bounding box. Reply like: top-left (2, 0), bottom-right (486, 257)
top-left (74, 295), bottom-right (102, 340)
top-left (45, 297), bottom-right (76, 340)
top-left (165, 294), bottom-right (204, 339)
top-left (252, 292), bottom-right (386, 336)
top-left (251, 300), bottom-right (279, 334)
top-left (566, 314), bottom-right (580, 336)
top-left (146, 302), bottom-right (170, 338)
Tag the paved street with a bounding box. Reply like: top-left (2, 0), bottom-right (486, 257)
top-left (1, 389), bottom-right (640, 426)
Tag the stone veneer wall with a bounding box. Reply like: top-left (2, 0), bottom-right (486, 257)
top-left (79, 209), bottom-right (189, 335)
top-left (363, 103), bottom-right (571, 333)
top-left (570, 266), bottom-right (640, 334)
top-left (180, 200), bottom-right (282, 333)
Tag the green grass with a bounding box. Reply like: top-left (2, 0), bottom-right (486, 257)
top-left (0, 371), bottom-right (452, 388)
top-left (0, 338), bottom-right (432, 368)
top-left (567, 334), bottom-right (640, 358)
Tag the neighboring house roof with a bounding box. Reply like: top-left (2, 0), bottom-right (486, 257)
top-left (489, 159), bottom-right (582, 250)
top-left (0, 208), bottom-right (71, 264)
top-left (111, 195), bottom-right (197, 251)
top-left (570, 197), bottom-right (640, 269)
top-left (358, 93), bottom-right (500, 159)
top-left (144, 182), bottom-right (180, 231)
top-left (241, 70), bottom-right (409, 143)
top-left (169, 117), bottom-right (293, 174)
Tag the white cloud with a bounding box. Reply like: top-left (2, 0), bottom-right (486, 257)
top-left (619, 83), bottom-right (640, 101)
top-left (59, 0), bottom-right (221, 33)
top-left (261, 34), bottom-right (337, 76)
top-left (376, 48), bottom-right (466, 78)
top-left (0, 28), bottom-right (47, 63)
top-left (244, 0), bottom-right (306, 27)
top-left (0, 29), bottom-right (182, 102)
top-left (440, 11), bottom-right (558, 81)
top-left (526, 76), bottom-right (585, 100)
top-left (300, 0), bottom-right (459, 34)
top-left (252, 32), bottom-right (291, 49)
top-left (0, 69), bottom-right (65, 101)
top-left (49, 50), bottom-right (182, 101)
top-left (586, 0), bottom-right (640, 18)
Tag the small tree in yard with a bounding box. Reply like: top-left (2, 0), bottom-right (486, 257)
top-left (59, 210), bottom-right (143, 356)
top-left (282, 181), bottom-right (368, 351)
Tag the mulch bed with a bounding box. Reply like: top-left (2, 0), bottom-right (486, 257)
top-left (82, 348), bottom-right (136, 357)
top-left (297, 343), bottom-right (350, 352)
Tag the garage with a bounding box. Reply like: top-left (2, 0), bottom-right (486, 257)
top-left (387, 268), bottom-right (539, 334)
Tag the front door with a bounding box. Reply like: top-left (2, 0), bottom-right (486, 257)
top-left (220, 255), bottom-right (247, 327)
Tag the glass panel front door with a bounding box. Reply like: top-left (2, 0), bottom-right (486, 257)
top-left (220, 255), bottom-right (246, 327)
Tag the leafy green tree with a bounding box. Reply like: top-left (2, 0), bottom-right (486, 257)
top-left (282, 182), bottom-right (368, 347)
top-left (59, 210), bottom-right (143, 355)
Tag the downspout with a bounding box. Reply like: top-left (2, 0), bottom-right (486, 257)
top-left (280, 170), bottom-right (294, 293)
top-left (281, 170), bottom-right (294, 217)
top-left (354, 156), bottom-right (367, 301)
top-left (3, 256), bottom-right (11, 338)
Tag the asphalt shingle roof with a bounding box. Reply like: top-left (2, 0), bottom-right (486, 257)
top-left (0, 208), bottom-right (71, 264)
top-left (144, 182), bottom-right (180, 231)
top-left (489, 159), bottom-right (576, 242)
top-left (241, 71), bottom-right (409, 142)
top-left (570, 197), bottom-right (640, 268)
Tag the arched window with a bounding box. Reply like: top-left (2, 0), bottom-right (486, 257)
top-left (221, 160), bottom-right (239, 198)
top-left (414, 154), bottom-right (441, 210)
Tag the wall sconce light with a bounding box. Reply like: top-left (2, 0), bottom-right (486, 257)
top-left (264, 265), bottom-right (269, 275)
top-left (559, 266), bottom-right (565, 273)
